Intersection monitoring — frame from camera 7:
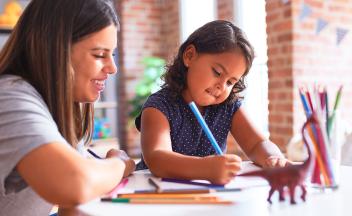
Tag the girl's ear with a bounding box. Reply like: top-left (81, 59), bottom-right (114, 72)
top-left (183, 44), bottom-right (196, 67)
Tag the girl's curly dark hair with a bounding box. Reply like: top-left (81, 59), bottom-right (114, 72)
top-left (162, 20), bottom-right (255, 104)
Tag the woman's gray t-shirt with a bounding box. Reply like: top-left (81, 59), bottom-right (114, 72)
top-left (0, 75), bottom-right (68, 216)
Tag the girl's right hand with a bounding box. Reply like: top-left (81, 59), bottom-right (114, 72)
top-left (106, 149), bottom-right (136, 177)
top-left (204, 154), bottom-right (242, 185)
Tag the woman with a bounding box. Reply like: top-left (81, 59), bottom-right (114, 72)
top-left (0, 0), bottom-right (135, 215)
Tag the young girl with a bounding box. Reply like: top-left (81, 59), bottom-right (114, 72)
top-left (0, 0), bottom-right (135, 215)
top-left (135, 20), bottom-right (288, 185)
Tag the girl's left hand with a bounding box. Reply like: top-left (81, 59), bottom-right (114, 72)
top-left (264, 156), bottom-right (292, 168)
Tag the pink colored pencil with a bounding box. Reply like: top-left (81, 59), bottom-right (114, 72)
top-left (108, 178), bottom-right (129, 198)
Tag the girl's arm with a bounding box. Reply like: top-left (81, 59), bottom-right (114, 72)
top-left (230, 107), bottom-right (287, 167)
top-left (140, 107), bottom-right (241, 185)
top-left (16, 142), bottom-right (131, 207)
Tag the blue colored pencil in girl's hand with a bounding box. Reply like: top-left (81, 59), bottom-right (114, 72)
top-left (188, 101), bottom-right (223, 155)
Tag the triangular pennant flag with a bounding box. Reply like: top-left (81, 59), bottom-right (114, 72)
top-left (299, 3), bottom-right (312, 22)
top-left (281, 0), bottom-right (290, 4)
top-left (316, 18), bottom-right (328, 34)
top-left (336, 28), bottom-right (348, 45)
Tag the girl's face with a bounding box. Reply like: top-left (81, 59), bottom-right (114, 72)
top-left (182, 45), bottom-right (247, 107)
top-left (71, 24), bottom-right (117, 102)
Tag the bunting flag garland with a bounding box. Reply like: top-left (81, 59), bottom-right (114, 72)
top-left (316, 18), bottom-right (328, 35)
top-left (299, 3), bottom-right (313, 22)
top-left (273, 0), bottom-right (350, 46)
top-left (336, 27), bottom-right (348, 45)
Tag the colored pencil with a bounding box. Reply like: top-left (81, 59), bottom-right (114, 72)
top-left (108, 178), bottom-right (129, 198)
top-left (135, 188), bottom-right (211, 194)
top-left (101, 197), bottom-right (233, 204)
top-left (133, 187), bottom-right (241, 194)
top-left (324, 88), bottom-right (329, 134)
top-left (307, 122), bottom-right (331, 186)
top-left (161, 178), bottom-right (224, 188)
top-left (118, 193), bottom-right (218, 200)
top-left (299, 87), bottom-right (311, 117)
top-left (333, 86), bottom-right (343, 111)
top-left (327, 86), bottom-right (343, 137)
top-left (188, 101), bottom-right (223, 155)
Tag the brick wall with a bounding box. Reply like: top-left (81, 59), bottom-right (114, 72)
top-left (160, 0), bottom-right (180, 62)
top-left (117, 0), bottom-right (352, 157)
top-left (116, 0), bottom-right (180, 156)
top-left (266, 0), bottom-right (352, 151)
top-left (266, 0), bottom-right (294, 150)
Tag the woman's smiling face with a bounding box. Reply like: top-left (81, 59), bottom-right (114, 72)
top-left (71, 24), bottom-right (117, 102)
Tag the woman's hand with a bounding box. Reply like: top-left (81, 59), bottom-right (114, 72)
top-left (264, 155), bottom-right (292, 168)
top-left (106, 149), bottom-right (136, 177)
top-left (204, 154), bottom-right (242, 185)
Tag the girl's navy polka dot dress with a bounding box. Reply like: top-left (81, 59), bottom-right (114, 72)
top-left (135, 88), bottom-right (241, 170)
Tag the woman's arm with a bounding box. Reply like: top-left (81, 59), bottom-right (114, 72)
top-left (230, 107), bottom-right (286, 167)
top-left (140, 107), bottom-right (241, 184)
top-left (16, 142), bottom-right (127, 207)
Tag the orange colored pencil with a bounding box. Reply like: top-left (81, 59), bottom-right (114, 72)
top-left (118, 193), bottom-right (218, 200)
top-left (307, 125), bottom-right (331, 186)
top-left (101, 197), bottom-right (233, 204)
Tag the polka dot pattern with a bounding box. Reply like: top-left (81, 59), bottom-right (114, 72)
top-left (135, 88), bottom-right (241, 170)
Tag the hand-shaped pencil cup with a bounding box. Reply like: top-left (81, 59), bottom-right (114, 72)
top-left (299, 86), bottom-right (343, 189)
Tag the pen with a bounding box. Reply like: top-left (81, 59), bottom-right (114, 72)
top-left (135, 188), bottom-right (211, 194)
top-left (87, 148), bottom-right (102, 159)
top-left (188, 101), bottom-right (223, 155)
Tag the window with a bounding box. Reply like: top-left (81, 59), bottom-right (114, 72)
top-left (234, 0), bottom-right (269, 136)
top-left (179, 0), bottom-right (216, 42)
top-left (179, 0), bottom-right (269, 136)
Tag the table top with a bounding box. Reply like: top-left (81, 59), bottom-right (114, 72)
top-left (58, 164), bottom-right (352, 216)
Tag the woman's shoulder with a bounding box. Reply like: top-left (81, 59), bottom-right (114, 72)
top-left (0, 75), bottom-right (39, 96)
top-left (0, 74), bottom-right (27, 86)
top-left (0, 74), bottom-right (48, 114)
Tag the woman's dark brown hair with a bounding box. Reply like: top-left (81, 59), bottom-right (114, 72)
top-left (0, 0), bottom-right (119, 147)
top-left (162, 20), bottom-right (255, 103)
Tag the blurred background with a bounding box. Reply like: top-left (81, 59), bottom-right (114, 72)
top-left (1, 0), bottom-right (351, 162)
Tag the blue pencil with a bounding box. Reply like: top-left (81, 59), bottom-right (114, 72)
top-left (188, 102), bottom-right (223, 155)
top-left (299, 88), bottom-right (311, 118)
